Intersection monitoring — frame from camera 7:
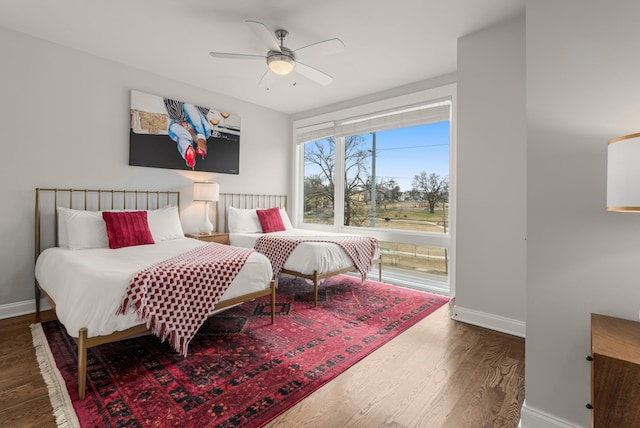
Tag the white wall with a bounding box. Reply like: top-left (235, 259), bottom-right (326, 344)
top-left (523, 1), bottom-right (640, 426)
top-left (454, 15), bottom-right (527, 337)
top-left (0, 27), bottom-right (289, 312)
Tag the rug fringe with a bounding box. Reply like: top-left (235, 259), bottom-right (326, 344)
top-left (30, 323), bottom-right (80, 428)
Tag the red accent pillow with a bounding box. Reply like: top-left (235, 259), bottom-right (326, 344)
top-left (256, 207), bottom-right (286, 233)
top-left (102, 211), bottom-right (155, 249)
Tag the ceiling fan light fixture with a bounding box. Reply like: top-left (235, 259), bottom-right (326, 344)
top-left (267, 52), bottom-right (295, 75)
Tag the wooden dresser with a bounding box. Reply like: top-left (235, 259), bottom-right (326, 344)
top-left (589, 313), bottom-right (640, 427)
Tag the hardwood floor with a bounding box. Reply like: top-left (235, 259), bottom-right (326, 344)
top-left (0, 305), bottom-right (524, 428)
top-left (0, 310), bottom-right (57, 428)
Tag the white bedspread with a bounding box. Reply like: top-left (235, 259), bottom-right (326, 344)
top-left (35, 238), bottom-right (273, 338)
top-left (230, 229), bottom-right (380, 276)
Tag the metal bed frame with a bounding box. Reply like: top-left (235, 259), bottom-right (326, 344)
top-left (34, 188), bottom-right (275, 400)
top-left (218, 192), bottom-right (382, 306)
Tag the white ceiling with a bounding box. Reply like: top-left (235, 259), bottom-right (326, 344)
top-left (0, 0), bottom-right (524, 115)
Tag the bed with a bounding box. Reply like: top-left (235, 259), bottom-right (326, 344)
top-left (34, 188), bottom-right (275, 400)
top-left (219, 193), bottom-right (381, 306)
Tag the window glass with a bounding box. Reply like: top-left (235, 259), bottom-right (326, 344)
top-left (344, 121), bottom-right (450, 232)
top-left (378, 241), bottom-right (449, 293)
top-left (303, 137), bottom-right (335, 225)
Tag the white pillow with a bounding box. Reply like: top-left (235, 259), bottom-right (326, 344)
top-left (64, 209), bottom-right (109, 250)
top-left (279, 208), bottom-right (293, 230)
top-left (227, 206), bottom-right (261, 233)
top-left (227, 206), bottom-right (293, 232)
top-left (147, 206), bottom-right (184, 242)
top-left (56, 207), bottom-right (70, 248)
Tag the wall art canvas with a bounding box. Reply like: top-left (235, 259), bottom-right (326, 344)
top-left (129, 90), bottom-right (240, 174)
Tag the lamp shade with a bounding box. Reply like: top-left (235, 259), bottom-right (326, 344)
top-left (607, 132), bottom-right (640, 212)
top-left (193, 182), bottom-right (219, 202)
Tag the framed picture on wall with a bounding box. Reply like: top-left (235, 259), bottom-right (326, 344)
top-left (129, 90), bottom-right (240, 174)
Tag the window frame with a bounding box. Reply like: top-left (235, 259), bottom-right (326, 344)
top-left (292, 84), bottom-right (457, 291)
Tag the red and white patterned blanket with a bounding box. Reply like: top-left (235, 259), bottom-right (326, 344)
top-left (117, 244), bottom-right (254, 357)
top-left (254, 235), bottom-right (378, 283)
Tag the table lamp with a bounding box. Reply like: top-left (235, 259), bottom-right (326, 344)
top-left (193, 182), bottom-right (219, 233)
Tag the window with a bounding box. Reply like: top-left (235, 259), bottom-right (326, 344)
top-left (294, 85), bottom-right (456, 295)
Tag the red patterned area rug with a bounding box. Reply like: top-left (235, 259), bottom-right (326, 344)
top-left (34, 274), bottom-right (449, 428)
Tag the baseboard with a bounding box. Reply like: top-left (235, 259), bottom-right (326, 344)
top-left (519, 401), bottom-right (583, 428)
top-left (451, 305), bottom-right (525, 338)
top-left (0, 299), bottom-right (52, 320)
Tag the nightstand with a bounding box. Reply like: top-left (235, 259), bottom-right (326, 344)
top-left (185, 232), bottom-right (229, 245)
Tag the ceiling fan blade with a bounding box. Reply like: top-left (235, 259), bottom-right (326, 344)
top-left (258, 70), bottom-right (277, 90)
top-left (245, 20), bottom-right (281, 52)
top-left (296, 62), bottom-right (334, 86)
top-left (209, 51), bottom-right (265, 60)
top-left (294, 38), bottom-right (345, 58)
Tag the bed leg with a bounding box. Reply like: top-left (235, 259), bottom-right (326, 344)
top-left (270, 280), bottom-right (276, 324)
top-left (35, 282), bottom-right (41, 322)
top-left (313, 271), bottom-right (319, 307)
top-left (78, 327), bottom-right (88, 400)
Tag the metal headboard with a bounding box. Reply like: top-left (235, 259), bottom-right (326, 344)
top-left (35, 188), bottom-right (180, 259)
top-left (217, 193), bottom-right (288, 233)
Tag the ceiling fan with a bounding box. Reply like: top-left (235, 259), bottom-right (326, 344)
top-left (209, 20), bottom-right (345, 88)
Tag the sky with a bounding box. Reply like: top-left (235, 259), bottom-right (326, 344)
top-left (359, 120), bottom-right (450, 191)
top-left (304, 120), bottom-right (451, 192)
